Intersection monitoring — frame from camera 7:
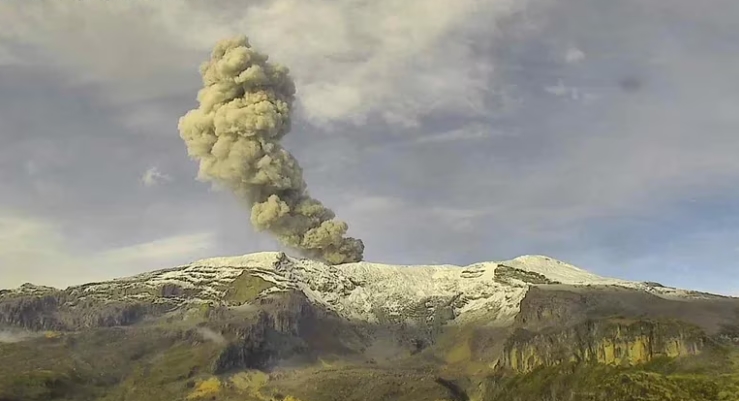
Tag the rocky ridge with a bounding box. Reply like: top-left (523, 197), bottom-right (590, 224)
top-left (1, 252), bottom-right (724, 332)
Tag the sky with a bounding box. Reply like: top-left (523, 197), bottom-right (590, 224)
top-left (0, 0), bottom-right (738, 295)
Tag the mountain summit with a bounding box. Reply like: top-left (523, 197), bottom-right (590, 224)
top-left (1, 253), bottom-right (738, 401)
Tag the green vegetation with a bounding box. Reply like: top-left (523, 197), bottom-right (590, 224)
top-left (484, 343), bottom-right (739, 401)
top-left (101, 341), bottom-right (223, 401)
top-left (265, 366), bottom-right (456, 401)
top-left (0, 321), bottom-right (737, 401)
top-left (0, 327), bottom-right (184, 400)
top-left (224, 273), bottom-right (276, 304)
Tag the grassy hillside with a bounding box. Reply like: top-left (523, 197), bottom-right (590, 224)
top-left (2, 320), bottom-right (737, 401)
top-left (483, 346), bottom-right (739, 401)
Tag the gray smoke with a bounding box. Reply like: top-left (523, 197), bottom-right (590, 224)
top-left (195, 327), bottom-right (227, 345)
top-left (0, 329), bottom-right (40, 343)
top-left (178, 36), bottom-right (364, 264)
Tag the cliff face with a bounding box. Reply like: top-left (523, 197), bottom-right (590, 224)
top-left (0, 291), bottom-right (169, 331)
top-left (515, 285), bottom-right (739, 333)
top-left (207, 290), bottom-right (378, 374)
top-left (501, 319), bottom-right (704, 372)
top-left (494, 284), bottom-right (734, 373)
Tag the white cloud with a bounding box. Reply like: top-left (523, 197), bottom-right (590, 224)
top-left (411, 123), bottom-right (511, 145)
top-left (543, 80), bottom-right (600, 104)
top-left (564, 46), bottom-right (585, 64)
top-left (0, 0), bottom-right (524, 126)
top-left (339, 194), bottom-right (494, 234)
top-left (360, 123), bottom-right (517, 153)
top-left (342, 195), bottom-right (404, 214)
top-left (0, 212), bottom-right (216, 288)
top-left (120, 106), bottom-right (176, 135)
top-left (96, 232), bottom-right (214, 267)
top-left (544, 80), bottom-right (570, 97)
top-left (428, 206), bottom-right (493, 232)
top-left (141, 166), bottom-right (172, 187)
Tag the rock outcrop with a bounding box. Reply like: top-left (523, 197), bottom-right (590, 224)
top-left (501, 319), bottom-right (704, 372)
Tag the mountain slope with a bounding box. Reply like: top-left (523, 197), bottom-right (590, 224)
top-left (2, 252), bottom-right (722, 329)
top-left (1, 253), bottom-right (738, 401)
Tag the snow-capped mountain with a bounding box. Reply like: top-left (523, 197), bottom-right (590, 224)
top-left (14, 252), bottom-right (717, 327)
top-left (2, 252), bottom-right (738, 401)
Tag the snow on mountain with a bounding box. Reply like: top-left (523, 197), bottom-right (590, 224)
top-left (8, 252), bottom-right (711, 325)
top-left (504, 255), bottom-right (628, 285)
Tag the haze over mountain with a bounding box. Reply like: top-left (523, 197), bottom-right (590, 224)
top-left (1, 0), bottom-right (739, 296)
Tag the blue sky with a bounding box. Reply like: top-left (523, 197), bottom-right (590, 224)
top-left (0, 0), bottom-right (737, 295)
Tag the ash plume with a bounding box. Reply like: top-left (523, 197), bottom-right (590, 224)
top-left (178, 36), bottom-right (364, 264)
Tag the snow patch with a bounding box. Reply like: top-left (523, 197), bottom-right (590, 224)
top-left (7, 252), bottom-right (714, 324)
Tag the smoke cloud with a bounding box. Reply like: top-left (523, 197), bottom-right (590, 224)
top-left (195, 327), bottom-right (227, 345)
top-left (0, 329), bottom-right (40, 343)
top-left (178, 36), bottom-right (364, 264)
